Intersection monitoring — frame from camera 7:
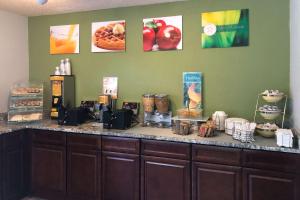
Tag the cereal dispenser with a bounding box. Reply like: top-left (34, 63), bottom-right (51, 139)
top-left (142, 94), bottom-right (172, 128)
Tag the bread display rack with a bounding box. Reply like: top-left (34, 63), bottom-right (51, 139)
top-left (8, 82), bottom-right (44, 123)
top-left (253, 90), bottom-right (287, 128)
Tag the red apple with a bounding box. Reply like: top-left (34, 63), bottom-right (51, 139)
top-left (143, 27), bottom-right (155, 51)
top-left (156, 25), bottom-right (181, 50)
top-left (153, 19), bottom-right (166, 32)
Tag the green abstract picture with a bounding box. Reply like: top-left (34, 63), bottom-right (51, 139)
top-left (202, 9), bottom-right (249, 48)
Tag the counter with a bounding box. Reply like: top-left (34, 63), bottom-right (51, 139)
top-left (0, 120), bottom-right (299, 154)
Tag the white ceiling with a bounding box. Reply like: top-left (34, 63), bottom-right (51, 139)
top-left (0, 0), bottom-right (184, 17)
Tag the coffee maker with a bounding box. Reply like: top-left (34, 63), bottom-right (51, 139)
top-left (142, 94), bottom-right (172, 128)
top-left (50, 75), bottom-right (75, 119)
top-left (97, 94), bottom-right (114, 122)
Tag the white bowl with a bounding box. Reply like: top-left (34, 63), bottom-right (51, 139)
top-left (256, 128), bottom-right (276, 137)
top-left (256, 124), bottom-right (278, 138)
top-left (262, 94), bottom-right (284, 103)
top-left (259, 110), bottom-right (281, 120)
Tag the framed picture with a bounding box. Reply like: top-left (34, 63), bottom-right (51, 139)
top-left (202, 9), bottom-right (249, 48)
top-left (50, 24), bottom-right (79, 54)
top-left (91, 20), bottom-right (126, 52)
top-left (143, 15), bottom-right (182, 51)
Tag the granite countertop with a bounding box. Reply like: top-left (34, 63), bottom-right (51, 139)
top-left (0, 120), bottom-right (300, 154)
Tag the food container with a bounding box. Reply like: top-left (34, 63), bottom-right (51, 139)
top-left (142, 94), bottom-right (155, 113)
top-left (177, 108), bottom-right (202, 119)
top-left (225, 118), bottom-right (249, 135)
top-left (155, 94), bottom-right (169, 114)
top-left (256, 123), bottom-right (278, 138)
top-left (8, 82), bottom-right (44, 123)
top-left (232, 122), bottom-right (256, 143)
top-left (172, 120), bottom-right (192, 135)
top-left (259, 110), bottom-right (281, 120)
top-left (261, 90), bottom-right (284, 103)
top-left (262, 94), bottom-right (284, 103)
top-left (172, 116), bottom-right (209, 135)
top-left (275, 129), bottom-right (293, 147)
top-left (198, 120), bottom-right (216, 137)
top-left (9, 97), bottom-right (43, 109)
top-left (212, 111), bottom-right (228, 131)
top-left (10, 83), bottom-right (43, 97)
top-left (8, 110), bottom-right (43, 122)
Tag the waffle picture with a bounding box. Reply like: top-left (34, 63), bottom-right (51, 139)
top-left (93, 22), bottom-right (125, 51)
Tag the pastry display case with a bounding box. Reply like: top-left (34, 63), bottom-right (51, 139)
top-left (8, 82), bottom-right (43, 123)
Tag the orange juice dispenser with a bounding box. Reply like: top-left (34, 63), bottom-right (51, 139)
top-left (50, 75), bottom-right (75, 119)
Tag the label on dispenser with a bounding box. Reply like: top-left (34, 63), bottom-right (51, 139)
top-left (52, 81), bottom-right (62, 96)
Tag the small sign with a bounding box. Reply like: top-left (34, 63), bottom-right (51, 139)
top-left (183, 72), bottom-right (202, 109)
top-left (103, 77), bottom-right (118, 99)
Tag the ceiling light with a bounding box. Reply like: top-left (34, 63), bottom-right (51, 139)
top-left (37, 0), bottom-right (48, 5)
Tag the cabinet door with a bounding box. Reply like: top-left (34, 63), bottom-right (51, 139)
top-left (192, 162), bottom-right (241, 200)
top-left (102, 151), bottom-right (140, 200)
top-left (3, 148), bottom-right (23, 200)
top-left (31, 144), bottom-right (66, 199)
top-left (22, 130), bottom-right (31, 197)
top-left (2, 131), bottom-right (24, 200)
top-left (141, 156), bottom-right (190, 200)
top-left (67, 147), bottom-right (101, 200)
top-left (243, 168), bottom-right (300, 200)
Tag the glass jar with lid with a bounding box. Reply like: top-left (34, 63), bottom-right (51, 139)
top-left (142, 94), bottom-right (155, 113)
top-left (155, 94), bottom-right (169, 114)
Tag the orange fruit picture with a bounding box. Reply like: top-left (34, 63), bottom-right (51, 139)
top-left (50, 24), bottom-right (79, 54)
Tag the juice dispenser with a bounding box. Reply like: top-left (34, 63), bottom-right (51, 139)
top-left (50, 75), bottom-right (75, 118)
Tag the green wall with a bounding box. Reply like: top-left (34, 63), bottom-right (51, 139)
top-left (29, 0), bottom-right (290, 120)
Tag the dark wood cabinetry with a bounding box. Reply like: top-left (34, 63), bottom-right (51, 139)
top-left (141, 140), bottom-right (191, 200)
top-left (141, 155), bottom-right (190, 200)
top-left (242, 149), bottom-right (300, 173)
top-left (242, 150), bottom-right (300, 200)
top-left (101, 136), bottom-right (140, 200)
top-left (192, 145), bottom-right (242, 200)
top-left (192, 162), bottom-right (241, 200)
top-left (2, 131), bottom-right (25, 200)
top-left (243, 168), bottom-right (299, 200)
top-left (1, 128), bottom-right (300, 200)
top-left (102, 151), bottom-right (139, 200)
top-left (67, 134), bottom-right (101, 200)
top-left (31, 130), bottom-right (66, 200)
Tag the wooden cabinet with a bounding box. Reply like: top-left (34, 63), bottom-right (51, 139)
top-left (102, 151), bottom-right (139, 200)
top-left (101, 136), bottom-right (140, 200)
top-left (242, 150), bottom-right (300, 200)
top-left (192, 145), bottom-right (242, 200)
top-left (242, 149), bottom-right (300, 173)
top-left (31, 130), bottom-right (66, 200)
top-left (22, 129), bottom-right (32, 197)
top-left (141, 140), bottom-right (191, 200)
top-left (192, 162), bottom-right (241, 200)
top-left (67, 134), bottom-right (101, 200)
top-left (2, 131), bottom-right (24, 200)
top-left (243, 168), bottom-right (299, 200)
top-left (1, 128), bottom-right (300, 200)
top-left (141, 156), bottom-right (190, 200)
